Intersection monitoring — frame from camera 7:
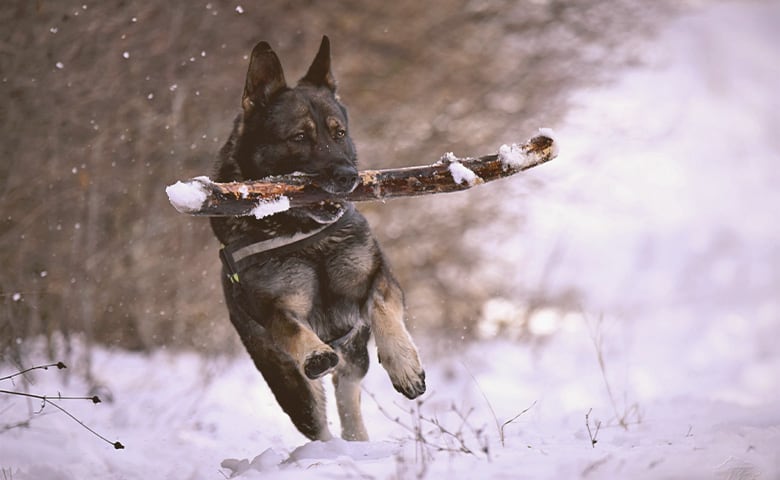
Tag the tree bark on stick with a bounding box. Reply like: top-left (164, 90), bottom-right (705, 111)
top-left (166, 132), bottom-right (557, 217)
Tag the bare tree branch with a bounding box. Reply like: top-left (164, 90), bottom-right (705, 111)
top-left (166, 132), bottom-right (557, 217)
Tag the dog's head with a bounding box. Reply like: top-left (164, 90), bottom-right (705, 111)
top-left (236, 36), bottom-right (358, 196)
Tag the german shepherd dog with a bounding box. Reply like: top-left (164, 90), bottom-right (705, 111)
top-left (210, 36), bottom-right (426, 441)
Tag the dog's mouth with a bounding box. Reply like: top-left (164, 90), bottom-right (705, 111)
top-left (320, 179), bottom-right (359, 196)
top-left (290, 201), bottom-right (347, 224)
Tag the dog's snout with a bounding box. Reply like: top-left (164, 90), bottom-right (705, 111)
top-left (332, 165), bottom-right (359, 193)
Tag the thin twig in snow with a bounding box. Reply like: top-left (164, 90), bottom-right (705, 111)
top-left (585, 408), bottom-right (601, 448)
top-left (585, 313), bottom-right (642, 430)
top-left (364, 388), bottom-right (490, 462)
top-left (1, 362), bottom-right (124, 449)
top-left (0, 361), bottom-right (66, 382)
top-left (457, 359), bottom-right (502, 448)
top-left (499, 400), bottom-right (537, 446)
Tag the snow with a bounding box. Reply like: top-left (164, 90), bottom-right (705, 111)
top-left (537, 127), bottom-right (556, 140)
top-left (3, 2), bottom-right (780, 479)
top-left (506, 0), bottom-right (780, 316)
top-left (497, 142), bottom-right (527, 169)
top-left (499, 127), bottom-right (558, 169)
top-left (249, 196), bottom-right (290, 219)
top-left (448, 161), bottom-right (479, 186)
top-left (2, 314), bottom-right (778, 479)
top-left (164, 177), bottom-right (209, 213)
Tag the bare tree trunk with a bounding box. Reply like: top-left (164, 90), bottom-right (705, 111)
top-left (166, 132), bottom-right (557, 217)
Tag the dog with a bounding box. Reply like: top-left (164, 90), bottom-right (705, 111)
top-left (210, 36), bottom-right (426, 442)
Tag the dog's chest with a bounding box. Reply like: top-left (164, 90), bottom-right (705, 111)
top-left (313, 231), bottom-right (376, 295)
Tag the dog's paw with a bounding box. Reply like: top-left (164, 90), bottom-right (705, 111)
top-left (379, 350), bottom-right (426, 399)
top-left (303, 348), bottom-right (339, 380)
top-left (392, 368), bottom-right (426, 399)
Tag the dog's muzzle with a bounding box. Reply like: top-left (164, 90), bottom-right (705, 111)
top-left (319, 164), bottom-right (359, 195)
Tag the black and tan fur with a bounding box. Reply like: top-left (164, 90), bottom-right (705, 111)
top-left (210, 36), bottom-right (425, 441)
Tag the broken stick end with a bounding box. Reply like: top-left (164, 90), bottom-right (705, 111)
top-left (497, 128), bottom-right (558, 171)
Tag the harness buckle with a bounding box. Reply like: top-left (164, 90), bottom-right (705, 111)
top-left (219, 246), bottom-right (241, 284)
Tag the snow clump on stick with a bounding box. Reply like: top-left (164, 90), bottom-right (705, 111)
top-left (165, 177), bottom-right (210, 213)
top-left (250, 196), bottom-right (291, 219)
top-left (449, 161), bottom-right (481, 186)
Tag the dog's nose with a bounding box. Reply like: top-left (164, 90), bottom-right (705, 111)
top-left (333, 165), bottom-right (359, 193)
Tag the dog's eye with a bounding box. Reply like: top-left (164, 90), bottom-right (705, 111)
top-left (290, 132), bottom-right (306, 143)
top-left (334, 128), bottom-right (346, 140)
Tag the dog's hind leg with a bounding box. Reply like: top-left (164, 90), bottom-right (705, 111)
top-left (258, 352), bottom-right (333, 441)
top-left (333, 367), bottom-right (368, 441)
top-left (229, 312), bottom-right (333, 441)
top-left (366, 262), bottom-right (426, 399)
top-left (332, 328), bottom-right (371, 441)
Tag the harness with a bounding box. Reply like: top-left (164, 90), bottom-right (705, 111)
top-left (218, 212), bottom-right (360, 349)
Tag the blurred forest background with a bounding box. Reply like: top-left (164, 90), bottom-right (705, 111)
top-left (1, 0), bottom-right (674, 364)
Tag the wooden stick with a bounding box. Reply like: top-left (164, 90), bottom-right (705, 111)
top-left (166, 130), bottom-right (557, 218)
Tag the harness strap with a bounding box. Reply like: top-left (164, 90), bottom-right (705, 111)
top-left (228, 222), bottom-right (333, 267)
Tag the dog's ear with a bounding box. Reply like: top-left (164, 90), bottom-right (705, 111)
top-left (243, 41), bottom-right (287, 113)
top-left (300, 35), bottom-right (336, 92)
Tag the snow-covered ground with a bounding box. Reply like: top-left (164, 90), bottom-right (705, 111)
top-left (2, 1), bottom-right (779, 478)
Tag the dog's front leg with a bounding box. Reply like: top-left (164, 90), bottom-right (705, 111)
top-left (367, 264), bottom-right (426, 399)
top-left (269, 309), bottom-right (339, 380)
